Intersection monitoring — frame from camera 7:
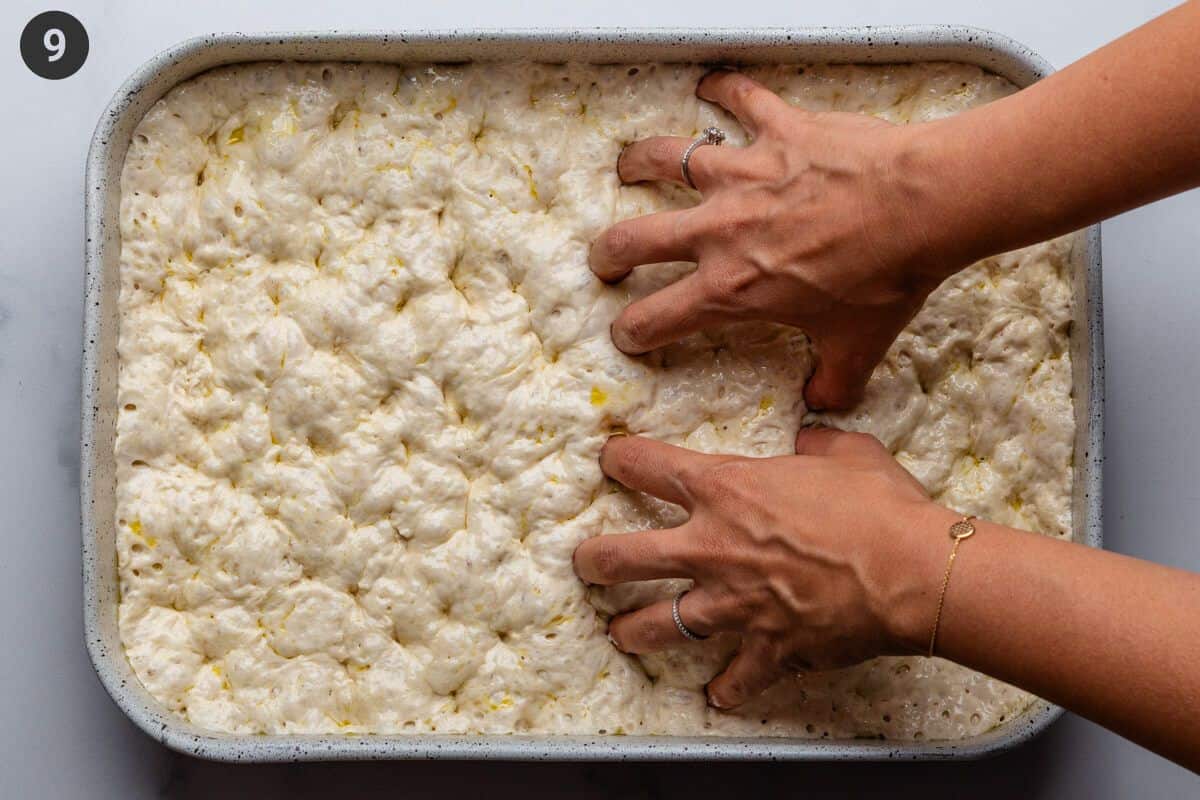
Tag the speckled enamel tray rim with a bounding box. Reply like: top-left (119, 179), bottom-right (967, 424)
top-left (81, 26), bottom-right (1104, 763)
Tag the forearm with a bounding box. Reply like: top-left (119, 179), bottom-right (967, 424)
top-left (904, 1), bottom-right (1200, 273)
top-left (892, 505), bottom-right (1200, 771)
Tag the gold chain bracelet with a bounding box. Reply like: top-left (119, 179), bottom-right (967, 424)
top-left (927, 515), bottom-right (977, 658)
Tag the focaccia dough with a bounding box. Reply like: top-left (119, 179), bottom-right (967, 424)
top-left (115, 61), bottom-right (1075, 739)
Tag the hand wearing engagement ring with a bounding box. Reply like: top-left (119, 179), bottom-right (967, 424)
top-left (592, 69), bottom-right (946, 411)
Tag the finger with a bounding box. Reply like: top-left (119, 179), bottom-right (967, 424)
top-left (572, 526), bottom-right (697, 586)
top-left (618, 135), bottom-right (736, 190)
top-left (794, 423), bottom-right (926, 496)
top-left (590, 209), bottom-right (697, 283)
top-left (611, 272), bottom-right (728, 354)
top-left (802, 339), bottom-right (879, 411)
top-left (793, 425), bottom-right (886, 460)
top-left (599, 435), bottom-right (723, 507)
top-left (706, 639), bottom-right (786, 709)
top-left (696, 70), bottom-right (790, 135)
top-left (607, 589), bottom-right (729, 654)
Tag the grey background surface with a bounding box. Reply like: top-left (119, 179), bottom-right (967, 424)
top-left (2, 0), bottom-right (1197, 796)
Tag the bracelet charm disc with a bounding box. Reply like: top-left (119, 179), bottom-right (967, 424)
top-left (948, 519), bottom-right (976, 540)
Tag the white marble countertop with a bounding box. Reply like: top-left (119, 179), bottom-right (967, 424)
top-left (2, 0), bottom-right (1197, 795)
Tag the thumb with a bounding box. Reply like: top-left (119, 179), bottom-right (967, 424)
top-left (803, 339), bottom-right (877, 411)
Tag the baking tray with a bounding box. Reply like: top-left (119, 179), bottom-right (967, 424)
top-left (81, 27), bottom-right (1104, 762)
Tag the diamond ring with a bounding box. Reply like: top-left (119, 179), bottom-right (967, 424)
top-left (680, 126), bottom-right (726, 189)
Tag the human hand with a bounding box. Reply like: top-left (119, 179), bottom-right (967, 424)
top-left (593, 70), bottom-right (958, 409)
top-left (572, 427), bottom-right (951, 709)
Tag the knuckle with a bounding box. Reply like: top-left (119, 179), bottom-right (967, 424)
top-left (634, 616), bottom-right (665, 648)
top-left (755, 106), bottom-right (786, 134)
top-left (589, 540), bottom-right (626, 583)
top-left (681, 594), bottom-right (717, 633)
top-left (684, 460), bottom-right (759, 509)
top-left (681, 463), bottom-right (722, 498)
top-left (673, 213), bottom-right (705, 248)
top-left (707, 213), bottom-right (753, 243)
top-left (711, 460), bottom-right (756, 494)
top-left (722, 588), bottom-right (759, 621)
top-left (671, 534), bottom-right (705, 568)
top-left (610, 613), bottom-right (662, 652)
top-left (599, 223), bottom-right (636, 261)
top-left (645, 137), bottom-right (678, 169)
top-left (727, 77), bottom-right (756, 105)
top-left (686, 152), bottom-right (719, 187)
top-left (761, 144), bottom-right (792, 177)
top-left (701, 264), bottom-right (757, 304)
top-left (689, 530), bottom-right (727, 566)
top-left (700, 594), bottom-right (741, 629)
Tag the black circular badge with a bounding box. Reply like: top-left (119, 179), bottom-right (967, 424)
top-left (21, 11), bottom-right (88, 80)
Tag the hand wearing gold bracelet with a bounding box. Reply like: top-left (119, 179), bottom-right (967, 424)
top-left (573, 427), bottom-right (947, 708)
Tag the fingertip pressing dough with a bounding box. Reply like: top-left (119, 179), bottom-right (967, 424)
top-left (115, 61), bottom-right (1076, 738)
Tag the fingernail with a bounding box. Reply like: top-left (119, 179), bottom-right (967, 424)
top-left (571, 543), bottom-right (590, 583)
top-left (610, 322), bottom-right (636, 354)
top-left (706, 688), bottom-right (728, 709)
top-left (615, 146), bottom-right (628, 183)
top-left (800, 419), bottom-right (827, 430)
top-left (610, 323), bottom-right (648, 355)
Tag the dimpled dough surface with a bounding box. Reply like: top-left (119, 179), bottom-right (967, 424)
top-left (115, 61), bottom-right (1076, 738)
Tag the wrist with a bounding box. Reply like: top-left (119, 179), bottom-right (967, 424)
top-left (872, 500), bottom-right (965, 655)
top-left (884, 118), bottom-right (991, 284)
